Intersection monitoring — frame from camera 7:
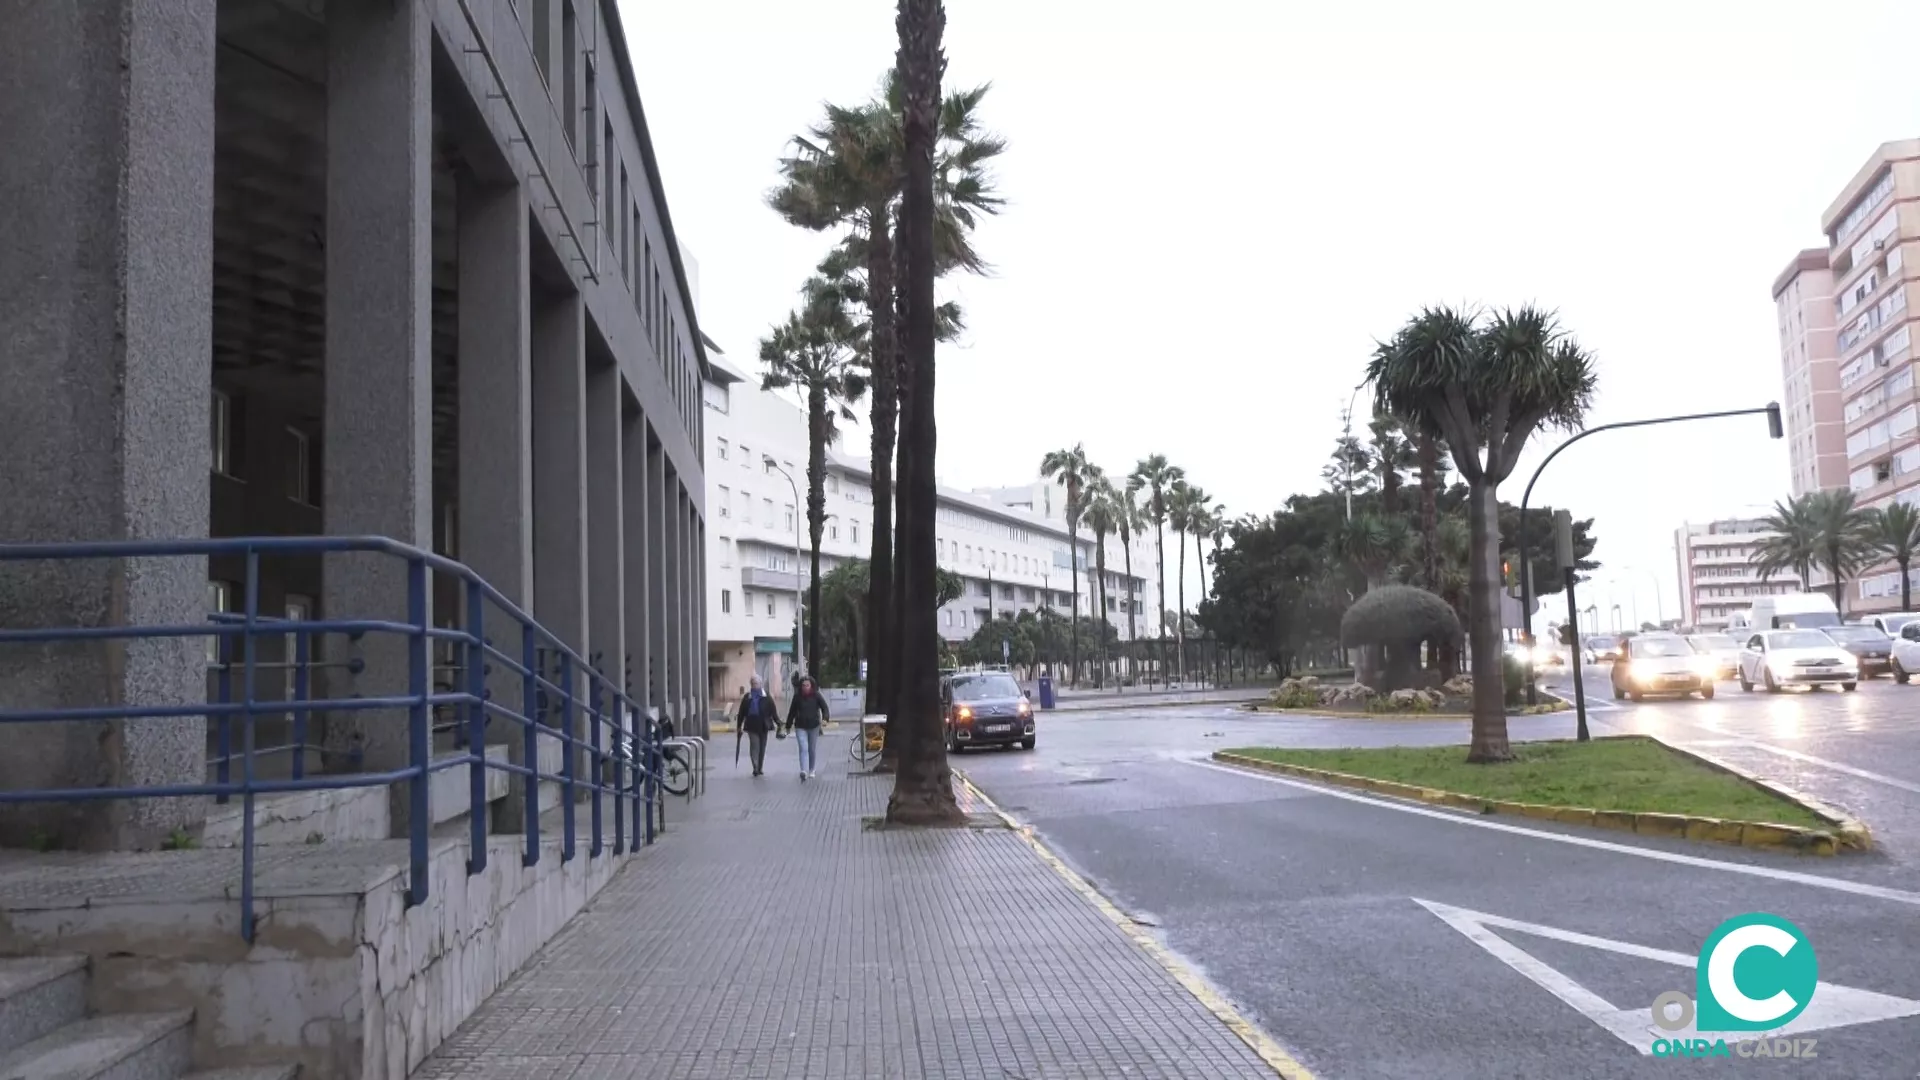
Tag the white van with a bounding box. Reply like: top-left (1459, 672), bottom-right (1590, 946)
top-left (1743, 593), bottom-right (1843, 632)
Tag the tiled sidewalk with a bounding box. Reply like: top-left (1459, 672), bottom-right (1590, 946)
top-left (414, 728), bottom-right (1280, 1079)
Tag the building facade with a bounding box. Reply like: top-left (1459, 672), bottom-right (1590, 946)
top-left (1773, 250), bottom-right (1847, 496)
top-left (0, 0), bottom-right (706, 848)
top-left (1673, 519), bottom-right (1807, 630)
top-left (702, 357), bottom-right (1162, 702)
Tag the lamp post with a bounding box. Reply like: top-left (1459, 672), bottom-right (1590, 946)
top-left (1342, 381), bottom-right (1367, 522)
top-left (1621, 565), bottom-right (1666, 628)
top-left (763, 456), bottom-right (806, 678)
top-left (1517, 403), bottom-right (1783, 703)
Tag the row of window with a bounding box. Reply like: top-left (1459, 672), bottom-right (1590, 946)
top-left (1858, 562), bottom-right (1920, 600)
top-left (1841, 325), bottom-right (1914, 389)
top-left (1845, 362), bottom-right (1916, 423)
top-left (211, 391), bottom-right (316, 506)
top-left (1832, 170), bottom-right (1897, 249)
top-left (1846, 403), bottom-right (1919, 459)
top-left (1839, 284), bottom-right (1909, 355)
top-left (717, 588), bottom-right (779, 619)
top-left (1851, 443), bottom-right (1920, 493)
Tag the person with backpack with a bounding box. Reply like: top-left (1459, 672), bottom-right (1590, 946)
top-left (783, 674), bottom-right (829, 781)
top-left (736, 676), bottom-right (778, 777)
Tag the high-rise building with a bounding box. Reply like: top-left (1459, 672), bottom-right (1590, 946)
top-left (1773, 250), bottom-right (1846, 495)
top-left (1674, 519), bottom-right (1807, 630)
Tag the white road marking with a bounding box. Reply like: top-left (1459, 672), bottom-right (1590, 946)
top-left (1414, 898), bottom-right (1920, 1054)
top-left (1712, 742), bottom-right (1920, 797)
top-left (1184, 759), bottom-right (1920, 906)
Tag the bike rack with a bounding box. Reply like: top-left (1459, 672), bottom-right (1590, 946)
top-left (664, 736), bottom-right (706, 798)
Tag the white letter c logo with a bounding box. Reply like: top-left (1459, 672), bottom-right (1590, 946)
top-left (1707, 923), bottom-right (1800, 1024)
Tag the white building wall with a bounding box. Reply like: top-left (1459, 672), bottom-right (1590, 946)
top-left (1673, 519), bottom-right (1807, 629)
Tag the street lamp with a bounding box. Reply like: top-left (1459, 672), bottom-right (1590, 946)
top-left (1621, 565), bottom-right (1666, 628)
top-left (763, 456), bottom-right (806, 677)
top-left (1342, 380), bottom-right (1367, 521)
top-left (1610, 603), bottom-right (1623, 634)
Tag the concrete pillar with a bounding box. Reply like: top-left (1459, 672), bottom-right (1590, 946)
top-left (455, 177), bottom-right (532, 829)
top-left (531, 290), bottom-right (587, 800)
top-left (647, 438), bottom-right (668, 712)
top-left (320, 0), bottom-right (435, 840)
top-left (0, 0), bottom-right (216, 851)
top-left (620, 403), bottom-right (649, 712)
top-left (679, 492), bottom-right (695, 727)
top-left (693, 505), bottom-right (709, 735)
top-left (586, 361), bottom-right (624, 681)
top-left (663, 469), bottom-right (683, 724)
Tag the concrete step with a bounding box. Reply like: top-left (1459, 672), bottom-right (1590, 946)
top-left (0, 1010), bottom-right (191, 1080)
top-left (179, 1068), bottom-right (298, 1080)
top-left (0, 956), bottom-right (87, 1055)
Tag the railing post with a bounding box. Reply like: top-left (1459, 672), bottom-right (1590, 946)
top-left (406, 558), bottom-right (431, 907)
top-left (465, 579), bottom-right (488, 876)
top-left (588, 676), bottom-right (603, 858)
top-left (611, 692), bottom-right (626, 856)
top-left (559, 652), bottom-right (576, 863)
top-left (521, 624), bottom-right (540, 868)
top-left (240, 549), bottom-right (261, 943)
top-left (291, 627), bottom-right (310, 781)
top-left (215, 629), bottom-right (233, 805)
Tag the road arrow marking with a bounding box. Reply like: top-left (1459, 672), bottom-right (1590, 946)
top-left (1413, 898), bottom-right (1920, 1054)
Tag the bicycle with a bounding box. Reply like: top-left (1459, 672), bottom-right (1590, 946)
top-left (615, 709), bottom-right (692, 797)
top-left (848, 715), bottom-right (885, 767)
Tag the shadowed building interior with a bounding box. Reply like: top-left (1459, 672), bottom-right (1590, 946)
top-left (0, 0), bottom-right (709, 850)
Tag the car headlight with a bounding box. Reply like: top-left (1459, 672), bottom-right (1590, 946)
top-left (1690, 657), bottom-right (1718, 678)
top-left (955, 705), bottom-right (972, 722)
top-left (1629, 659), bottom-right (1656, 681)
top-left (1016, 700), bottom-right (1031, 717)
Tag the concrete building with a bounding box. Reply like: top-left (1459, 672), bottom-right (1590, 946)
top-left (0, 0), bottom-right (707, 849)
top-left (1673, 519), bottom-right (1807, 629)
top-left (701, 356), bottom-right (1162, 701)
top-left (1773, 250), bottom-right (1847, 496)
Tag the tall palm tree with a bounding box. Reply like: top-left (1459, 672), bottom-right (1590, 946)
top-left (1110, 483), bottom-right (1145, 680)
top-left (1080, 478), bottom-right (1119, 688)
top-left (1368, 415), bottom-right (1418, 516)
top-left (1752, 494), bottom-right (1820, 592)
top-left (1369, 306), bottom-right (1598, 762)
top-left (1871, 502), bottom-right (1920, 613)
top-left (757, 272), bottom-right (866, 677)
top-left (884, 0), bottom-right (958, 826)
top-left (1807, 489), bottom-right (1875, 615)
top-left (1039, 445), bottom-right (1096, 686)
top-left (1414, 430), bottom-right (1448, 590)
top-left (1168, 481), bottom-right (1210, 681)
top-left (1128, 455), bottom-right (1184, 686)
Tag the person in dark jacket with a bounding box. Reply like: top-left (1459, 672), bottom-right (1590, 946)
top-left (737, 676), bottom-right (778, 777)
top-left (784, 675), bottom-right (829, 781)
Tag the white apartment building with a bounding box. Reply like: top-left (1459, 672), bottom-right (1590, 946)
top-left (701, 352), bottom-right (1161, 705)
top-left (1673, 518), bottom-right (1807, 630)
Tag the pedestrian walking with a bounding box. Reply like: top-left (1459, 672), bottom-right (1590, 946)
top-left (736, 677), bottom-right (777, 777)
top-left (783, 674), bottom-right (829, 781)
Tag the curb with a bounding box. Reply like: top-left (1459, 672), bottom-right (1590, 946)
top-left (1209, 736), bottom-right (1870, 857)
top-left (1050, 695), bottom-right (1268, 713)
top-left (951, 770), bottom-right (1317, 1080)
top-left (1241, 704), bottom-right (1572, 720)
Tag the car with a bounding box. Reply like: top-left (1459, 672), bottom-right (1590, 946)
top-left (940, 670), bottom-right (1035, 752)
top-left (1891, 621), bottom-right (1920, 684)
top-left (1584, 635), bottom-right (1624, 664)
top-left (1610, 634), bottom-right (1716, 701)
top-left (1684, 633), bottom-right (1742, 680)
top-left (1822, 624), bottom-right (1896, 678)
top-left (1861, 612), bottom-right (1920, 638)
top-left (1738, 629), bottom-right (1858, 693)
top-left (1744, 592), bottom-right (1843, 631)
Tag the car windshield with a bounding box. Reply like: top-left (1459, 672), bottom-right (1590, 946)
top-left (1826, 626), bottom-right (1890, 645)
top-left (951, 674), bottom-right (1022, 701)
top-left (1587, 636), bottom-right (1618, 649)
top-left (1630, 637), bottom-right (1692, 658)
top-left (1884, 614), bottom-right (1920, 635)
top-left (1690, 635), bottom-right (1738, 651)
top-left (1768, 630), bottom-right (1833, 650)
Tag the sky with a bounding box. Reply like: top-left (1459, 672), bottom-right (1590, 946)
top-left (619, 0), bottom-right (1920, 627)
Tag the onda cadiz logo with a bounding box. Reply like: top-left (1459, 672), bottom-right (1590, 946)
top-left (1650, 913), bottom-right (1820, 1060)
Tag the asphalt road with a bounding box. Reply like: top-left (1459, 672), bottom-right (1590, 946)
top-left (955, 672), bottom-right (1920, 1079)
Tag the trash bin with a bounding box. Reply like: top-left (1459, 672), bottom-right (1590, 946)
top-left (1036, 675), bottom-right (1056, 710)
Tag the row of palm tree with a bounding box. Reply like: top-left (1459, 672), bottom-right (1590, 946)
top-left (1754, 490), bottom-right (1920, 612)
top-left (1036, 446), bottom-right (1227, 688)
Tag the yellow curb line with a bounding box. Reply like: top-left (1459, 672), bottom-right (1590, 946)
top-left (1242, 705), bottom-right (1571, 720)
top-left (952, 771), bottom-right (1316, 1080)
top-left (1631, 734), bottom-right (1873, 852)
top-left (1210, 742), bottom-right (1861, 857)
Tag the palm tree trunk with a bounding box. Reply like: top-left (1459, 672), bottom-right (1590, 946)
top-left (1903, 557), bottom-right (1913, 614)
top-left (1067, 516), bottom-right (1080, 687)
top-left (1154, 522), bottom-right (1168, 686)
top-left (1121, 534), bottom-right (1137, 682)
top-left (1175, 526), bottom-right (1188, 681)
top-left (806, 386), bottom-right (828, 679)
top-left (1826, 545), bottom-right (1846, 614)
top-left (1464, 481), bottom-right (1513, 762)
top-left (885, 0), bottom-right (959, 826)
top-left (1094, 534), bottom-right (1108, 688)
top-left (865, 207), bottom-right (898, 769)
top-left (1417, 433), bottom-right (1440, 588)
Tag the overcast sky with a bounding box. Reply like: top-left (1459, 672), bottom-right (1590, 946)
top-left (621, 0), bottom-right (1920, 626)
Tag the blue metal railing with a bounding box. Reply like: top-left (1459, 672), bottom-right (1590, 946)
top-left (0, 535), bottom-right (673, 942)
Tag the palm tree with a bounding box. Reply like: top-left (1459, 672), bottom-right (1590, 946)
top-left (1080, 478), bottom-right (1118, 687)
top-left (1168, 481), bottom-right (1210, 681)
top-left (884, 0), bottom-right (959, 826)
top-left (1414, 430), bottom-right (1448, 590)
top-left (1368, 306), bottom-right (1598, 762)
top-left (1039, 444), bottom-right (1096, 686)
top-left (1807, 489), bottom-right (1875, 614)
top-left (1110, 483), bottom-right (1145, 681)
top-left (1871, 502), bottom-right (1920, 612)
top-left (1752, 494), bottom-right (1819, 591)
top-left (758, 272), bottom-right (867, 679)
top-left (1128, 455), bottom-right (1184, 686)
top-left (1368, 415), bottom-right (1418, 516)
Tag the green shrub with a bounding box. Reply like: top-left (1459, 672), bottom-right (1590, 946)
top-left (1367, 692), bottom-right (1435, 714)
top-left (1270, 681), bottom-right (1322, 709)
top-left (1500, 652), bottom-right (1528, 707)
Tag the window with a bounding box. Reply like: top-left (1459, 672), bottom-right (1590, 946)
top-left (738, 489), bottom-right (750, 519)
top-left (717, 485), bottom-right (731, 517)
top-left (617, 167), bottom-right (629, 280)
top-left (284, 595), bottom-right (312, 696)
top-left (739, 445), bottom-right (750, 468)
top-left (827, 475), bottom-right (839, 494)
top-left (560, 1), bottom-right (577, 151)
top-left (944, 610), bottom-right (952, 627)
top-left (211, 390), bottom-right (233, 476)
top-left (743, 590), bottom-right (754, 617)
top-left (829, 522), bottom-right (839, 541)
top-left (783, 504), bottom-right (794, 531)
top-left (852, 523), bottom-right (861, 544)
top-left (766, 594), bottom-right (776, 617)
top-left (602, 120), bottom-right (613, 210)
top-left (717, 438), bottom-right (729, 461)
top-left (532, 0), bottom-right (551, 85)
top-left (764, 458), bottom-right (776, 475)
top-left (207, 580), bottom-right (234, 662)
top-left (721, 590), bottom-right (732, 614)
top-left (763, 498), bottom-right (774, 527)
top-left (285, 427), bottom-right (312, 504)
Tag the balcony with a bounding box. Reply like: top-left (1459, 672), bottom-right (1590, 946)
top-left (740, 566), bottom-right (802, 591)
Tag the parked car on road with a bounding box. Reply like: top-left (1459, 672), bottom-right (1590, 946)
top-left (1685, 633), bottom-right (1741, 680)
top-left (1822, 624), bottom-right (1895, 678)
top-left (940, 670), bottom-right (1035, 752)
top-left (1860, 612), bottom-right (1920, 639)
top-left (1611, 634), bottom-right (1716, 701)
top-left (1584, 635), bottom-right (1624, 664)
top-left (1738, 629), bottom-right (1858, 693)
top-left (1890, 622), bottom-right (1920, 684)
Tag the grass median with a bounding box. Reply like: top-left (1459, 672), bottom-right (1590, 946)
top-left (1227, 739), bottom-right (1828, 829)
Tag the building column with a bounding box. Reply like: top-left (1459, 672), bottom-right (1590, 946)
top-left (0, 0), bottom-right (216, 851)
top-left (681, 493), bottom-right (699, 730)
top-left (320, 0), bottom-right (435, 841)
top-left (455, 176), bottom-right (532, 829)
top-left (665, 470), bottom-right (685, 724)
top-left (585, 358), bottom-right (624, 707)
top-left (647, 439), bottom-right (669, 713)
top-left (532, 292), bottom-right (588, 799)
top-left (621, 402), bottom-right (649, 713)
